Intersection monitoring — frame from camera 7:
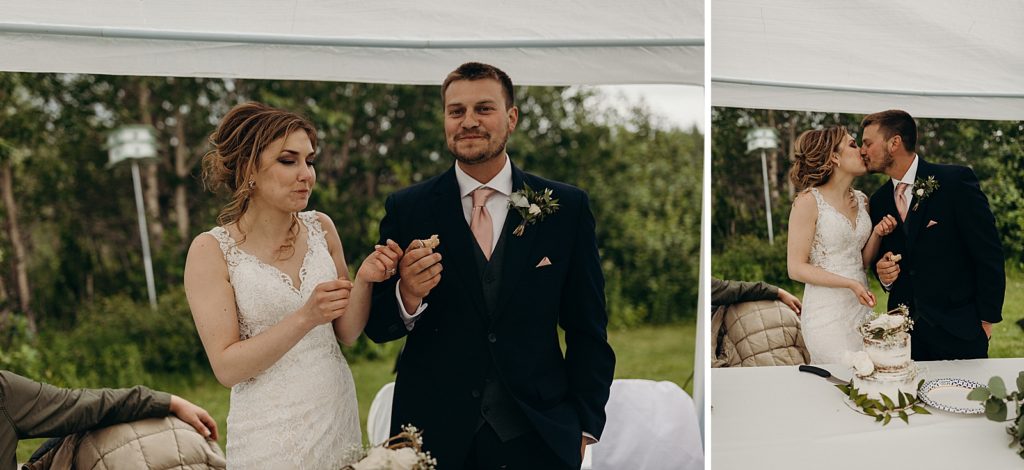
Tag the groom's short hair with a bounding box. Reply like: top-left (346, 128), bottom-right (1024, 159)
top-left (442, 62), bottom-right (516, 109)
top-left (862, 110), bottom-right (917, 152)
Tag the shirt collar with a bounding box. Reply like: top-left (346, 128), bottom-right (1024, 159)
top-left (892, 154), bottom-right (920, 187)
top-left (454, 154), bottom-right (513, 198)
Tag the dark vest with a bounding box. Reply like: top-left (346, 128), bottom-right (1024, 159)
top-left (471, 215), bottom-right (532, 442)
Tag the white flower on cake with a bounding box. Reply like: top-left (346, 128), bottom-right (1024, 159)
top-left (844, 351), bottom-right (875, 377)
top-left (859, 304), bottom-right (913, 342)
top-left (866, 314), bottom-right (906, 331)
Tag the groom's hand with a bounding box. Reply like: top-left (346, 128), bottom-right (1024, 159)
top-left (398, 240), bottom-right (443, 311)
top-left (876, 251), bottom-right (901, 285)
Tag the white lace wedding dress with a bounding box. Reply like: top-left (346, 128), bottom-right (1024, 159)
top-left (207, 211), bottom-right (360, 469)
top-left (800, 188), bottom-right (874, 365)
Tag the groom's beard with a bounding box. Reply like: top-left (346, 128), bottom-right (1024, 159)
top-left (448, 131), bottom-right (509, 166)
top-left (866, 147), bottom-right (895, 174)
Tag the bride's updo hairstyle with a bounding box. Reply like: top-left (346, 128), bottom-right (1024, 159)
top-left (202, 102), bottom-right (317, 256)
top-left (790, 126), bottom-right (847, 192)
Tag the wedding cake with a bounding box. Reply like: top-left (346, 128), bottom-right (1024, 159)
top-left (849, 305), bottom-right (918, 400)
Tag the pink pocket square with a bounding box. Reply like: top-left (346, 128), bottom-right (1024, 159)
top-left (926, 220), bottom-right (939, 228)
top-left (536, 257), bottom-right (552, 268)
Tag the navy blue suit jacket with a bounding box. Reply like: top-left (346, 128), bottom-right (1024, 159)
top-left (365, 163), bottom-right (615, 467)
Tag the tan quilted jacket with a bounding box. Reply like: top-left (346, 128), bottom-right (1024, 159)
top-left (24, 417), bottom-right (225, 470)
top-left (711, 299), bottom-right (810, 367)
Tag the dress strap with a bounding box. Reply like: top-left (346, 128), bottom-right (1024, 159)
top-left (206, 226), bottom-right (243, 268)
top-left (298, 211), bottom-right (329, 251)
top-left (807, 187), bottom-right (827, 208)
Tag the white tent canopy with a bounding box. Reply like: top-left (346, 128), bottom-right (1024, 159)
top-left (712, 0), bottom-right (1024, 120)
top-left (0, 0), bottom-right (702, 86)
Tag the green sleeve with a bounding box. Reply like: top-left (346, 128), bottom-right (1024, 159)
top-left (1, 370), bottom-right (171, 440)
top-left (711, 278), bottom-right (780, 306)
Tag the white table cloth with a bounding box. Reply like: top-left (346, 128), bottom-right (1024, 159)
top-left (712, 358), bottom-right (1024, 469)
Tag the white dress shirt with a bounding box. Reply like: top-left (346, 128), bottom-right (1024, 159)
top-left (396, 155), bottom-right (513, 328)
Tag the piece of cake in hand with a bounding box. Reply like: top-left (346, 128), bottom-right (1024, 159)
top-left (423, 234), bottom-right (440, 250)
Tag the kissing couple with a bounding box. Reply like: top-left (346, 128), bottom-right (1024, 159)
top-left (786, 109), bottom-right (1004, 365)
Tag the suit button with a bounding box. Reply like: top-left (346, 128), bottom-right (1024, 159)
top-left (471, 389), bottom-right (481, 398)
top-left (482, 405), bottom-right (491, 414)
top-left (488, 333), bottom-right (497, 343)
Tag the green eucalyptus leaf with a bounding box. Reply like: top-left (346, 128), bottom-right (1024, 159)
top-left (898, 392), bottom-right (907, 408)
top-left (874, 414), bottom-right (884, 422)
top-left (898, 410), bottom-right (909, 424)
top-left (967, 387), bottom-right (991, 401)
top-left (1017, 372), bottom-right (1024, 395)
top-left (989, 376), bottom-right (1008, 399)
top-left (881, 394), bottom-right (895, 409)
top-left (883, 414), bottom-right (891, 425)
top-left (986, 398), bottom-right (1008, 422)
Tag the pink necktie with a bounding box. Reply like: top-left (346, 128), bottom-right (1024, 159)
top-left (471, 187), bottom-right (496, 260)
top-left (895, 182), bottom-right (910, 221)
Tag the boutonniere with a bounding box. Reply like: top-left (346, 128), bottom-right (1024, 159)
top-left (911, 175), bottom-right (939, 211)
top-left (508, 184), bottom-right (559, 236)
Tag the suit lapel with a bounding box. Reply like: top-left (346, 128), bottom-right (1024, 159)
top-left (430, 167), bottom-right (488, 318)
top-left (905, 159), bottom-right (934, 249)
top-left (494, 166), bottom-right (541, 320)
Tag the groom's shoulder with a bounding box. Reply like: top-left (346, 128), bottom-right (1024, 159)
top-left (522, 172), bottom-right (588, 206)
top-left (388, 172), bottom-right (447, 202)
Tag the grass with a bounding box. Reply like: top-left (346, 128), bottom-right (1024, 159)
top-left (17, 321), bottom-right (694, 462)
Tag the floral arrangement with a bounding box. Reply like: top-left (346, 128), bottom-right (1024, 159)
top-left (508, 184), bottom-right (559, 236)
top-left (343, 425), bottom-right (436, 470)
top-left (967, 372), bottom-right (1024, 459)
top-left (858, 304), bottom-right (913, 342)
top-left (912, 175), bottom-right (939, 211)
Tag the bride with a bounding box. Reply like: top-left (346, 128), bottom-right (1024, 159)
top-left (184, 102), bottom-right (403, 469)
top-left (786, 126), bottom-right (897, 364)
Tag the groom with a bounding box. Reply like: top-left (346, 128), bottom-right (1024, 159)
top-left (862, 109), bottom-right (1005, 361)
top-left (365, 62), bottom-right (615, 469)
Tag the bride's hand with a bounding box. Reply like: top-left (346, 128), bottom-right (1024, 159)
top-left (356, 239), bottom-right (403, 283)
top-left (847, 279), bottom-right (876, 307)
top-left (873, 214), bottom-right (897, 237)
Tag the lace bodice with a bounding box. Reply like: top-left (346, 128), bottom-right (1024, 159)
top-left (807, 187), bottom-right (871, 278)
top-left (206, 211), bottom-right (360, 469)
top-left (799, 187), bottom-right (874, 365)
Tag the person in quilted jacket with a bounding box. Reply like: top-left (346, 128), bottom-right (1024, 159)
top-left (711, 278), bottom-right (809, 367)
top-left (1, 370), bottom-right (218, 469)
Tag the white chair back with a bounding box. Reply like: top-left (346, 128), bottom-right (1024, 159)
top-left (367, 381), bottom-right (396, 446)
top-left (590, 379), bottom-right (704, 470)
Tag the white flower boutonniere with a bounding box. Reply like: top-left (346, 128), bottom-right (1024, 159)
top-left (508, 184), bottom-right (559, 236)
top-left (912, 175), bottom-right (939, 211)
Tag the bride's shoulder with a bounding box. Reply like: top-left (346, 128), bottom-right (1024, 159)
top-left (790, 189), bottom-right (819, 217)
top-left (793, 188), bottom-right (819, 206)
